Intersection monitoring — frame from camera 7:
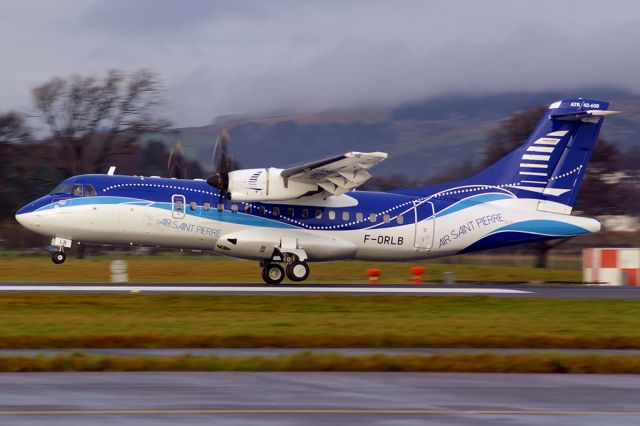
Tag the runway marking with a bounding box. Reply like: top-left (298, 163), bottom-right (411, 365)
top-left (0, 409), bottom-right (638, 416)
top-left (0, 285), bottom-right (530, 294)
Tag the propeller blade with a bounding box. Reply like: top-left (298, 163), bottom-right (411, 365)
top-left (167, 141), bottom-right (187, 179)
top-left (207, 128), bottom-right (234, 201)
top-left (167, 147), bottom-right (175, 171)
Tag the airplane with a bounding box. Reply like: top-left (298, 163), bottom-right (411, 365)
top-left (15, 99), bottom-right (619, 284)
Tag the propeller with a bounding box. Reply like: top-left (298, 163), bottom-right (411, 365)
top-left (206, 128), bottom-right (234, 202)
top-left (167, 141), bottom-right (187, 179)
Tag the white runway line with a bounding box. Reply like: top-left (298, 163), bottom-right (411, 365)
top-left (0, 285), bottom-right (530, 294)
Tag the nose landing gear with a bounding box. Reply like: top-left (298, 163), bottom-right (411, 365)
top-left (51, 250), bottom-right (66, 264)
top-left (50, 237), bottom-right (71, 265)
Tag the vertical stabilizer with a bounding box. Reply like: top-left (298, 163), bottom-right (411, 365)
top-left (469, 99), bottom-right (619, 214)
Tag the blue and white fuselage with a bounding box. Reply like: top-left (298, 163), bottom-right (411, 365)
top-left (15, 99), bottom-right (616, 283)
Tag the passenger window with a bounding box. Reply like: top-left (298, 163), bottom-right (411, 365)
top-left (83, 184), bottom-right (96, 196)
top-left (287, 208), bottom-right (295, 218)
top-left (315, 209), bottom-right (323, 219)
top-left (301, 209), bottom-right (309, 219)
top-left (189, 201), bottom-right (197, 211)
top-left (397, 214), bottom-right (404, 225)
top-left (328, 210), bottom-right (336, 220)
top-left (175, 200), bottom-right (183, 211)
top-left (203, 202), bottom-right (211, 212)
top-left (369, 213), bottom-right (377, 223)
top-left (273, 207), bottom-right (280, 216)
top-left (244, 204), bottom-right (252, 214)
top-left (71, 184), bottom-right (83, 196)
top-left (231, 204), bottom-right (238, 213)
top-left (356, 212), bottom-right (364, 222)
top-left (383, 214), bottom-right (390, 223)
top-left (259, 206), bottom-right (266, 215)
top-left (342, 211), bottom-right (349, 221)
top-left (217, 203), bottom-right (224, 212)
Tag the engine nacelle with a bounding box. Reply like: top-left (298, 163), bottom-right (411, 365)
top-left (227, 168), bottom-right (318, 201)
top-left (215, 230), bottom-right (357, 261)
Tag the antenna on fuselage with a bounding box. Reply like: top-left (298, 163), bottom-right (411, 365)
top-left (107, 166), bottom-right (116, 176)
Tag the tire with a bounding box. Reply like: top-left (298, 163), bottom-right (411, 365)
top-left (51, 252), bottom-right (66, 264)
top-left (262, 263), bottom-right (285, 284)
top-left (286, 261), bottom-right (310, 282)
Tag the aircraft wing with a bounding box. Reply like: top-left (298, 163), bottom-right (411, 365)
top-left (281, 151), bottom-right (387, 196)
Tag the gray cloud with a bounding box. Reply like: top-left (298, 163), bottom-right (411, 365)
top-left (0, 0), bottom-right (639, 126)
top-left (84, 0), bottom-right (269, 34)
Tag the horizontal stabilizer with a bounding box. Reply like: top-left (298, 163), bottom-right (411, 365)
top-left (551, 110), bottom-right (622, 122)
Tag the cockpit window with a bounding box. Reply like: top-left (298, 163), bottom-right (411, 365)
top-left (71, 184), bottom-right (83, 196)
top-left (50, 182), bottom-right (97, 197)
top-left (84, 184), bottom-right (97, 197)
top-left (50, 183), bottom-right (72, 194)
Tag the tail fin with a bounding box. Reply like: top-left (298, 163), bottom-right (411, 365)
top-left (468, 99), bottom-right (620, 214)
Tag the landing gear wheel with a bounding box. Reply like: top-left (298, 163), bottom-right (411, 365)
top-left (286, 261), bottom-right (310, 282)
top-left (262, 263), bottom-right (285, 284)
top-left (52, 251), bottom-right (66, 264)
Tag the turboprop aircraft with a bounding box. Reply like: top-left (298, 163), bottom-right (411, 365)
top-left (16, 99), bottom-right (619, 283)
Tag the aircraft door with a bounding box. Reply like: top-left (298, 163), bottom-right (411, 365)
top-left (413, 200), bottom-right (435, 250)
top-left (172, 194), bottom-right (186, 219)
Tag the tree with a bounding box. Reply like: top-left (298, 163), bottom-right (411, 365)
top-left (0, 112), bottom-right (31, 144)
top-left (32, 69), bottom-right (170, 177)
top-left (0, 112), bottom-right (65, 248)
top-left (0, 112), bottom-right (33, 219)
top-left (481, 106), bottom-right (546, 168)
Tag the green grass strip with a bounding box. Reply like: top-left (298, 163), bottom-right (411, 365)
top-left (2, 352), bottom-right (640, 373)
top-left (2, 294), bottom-right (640, 349)
top-left (0, 258), bottom-right (581, 283)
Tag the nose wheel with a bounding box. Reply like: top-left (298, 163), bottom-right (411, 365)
top-left (51, 251), bottom-right (66, 264)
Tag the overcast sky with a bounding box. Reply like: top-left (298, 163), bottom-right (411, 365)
top-left (1, 0), bottom-right (639, 126)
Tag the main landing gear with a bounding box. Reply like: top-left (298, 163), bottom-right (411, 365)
top-left (262, 263), bottom-right (285, 284)
top-left (261, 256), bottom-right (310, 284)
top-left (286, 261), bottom-right (310, 282)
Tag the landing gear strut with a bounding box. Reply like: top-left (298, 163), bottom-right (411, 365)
top-left (51, 250), bottom-right (66, 264)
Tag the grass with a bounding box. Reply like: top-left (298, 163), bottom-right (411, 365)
top-left (0, 257), bottom-right (582, 283)
top-left (2, 352), bottom-right (640, 373)
top-left (1, 294), bottom-right (639, 349)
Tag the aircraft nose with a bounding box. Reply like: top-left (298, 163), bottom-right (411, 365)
top-left (15, 211), bottom-right (40, 231)
top-left (15, 198), bottom-right (46, 231)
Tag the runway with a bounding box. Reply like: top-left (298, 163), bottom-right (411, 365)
top-left (1, 372), bottom-right (639, 425)
top-left (1, 283), bottom-right (639, 299)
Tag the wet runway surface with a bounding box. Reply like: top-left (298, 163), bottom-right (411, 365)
top-left (1, 283), bottom-right (639, 299)
top-left (1, 372), bottom-right (639, 425)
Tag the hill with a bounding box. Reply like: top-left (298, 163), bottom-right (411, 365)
top-left (152, 89), bottom-right (640, 180)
